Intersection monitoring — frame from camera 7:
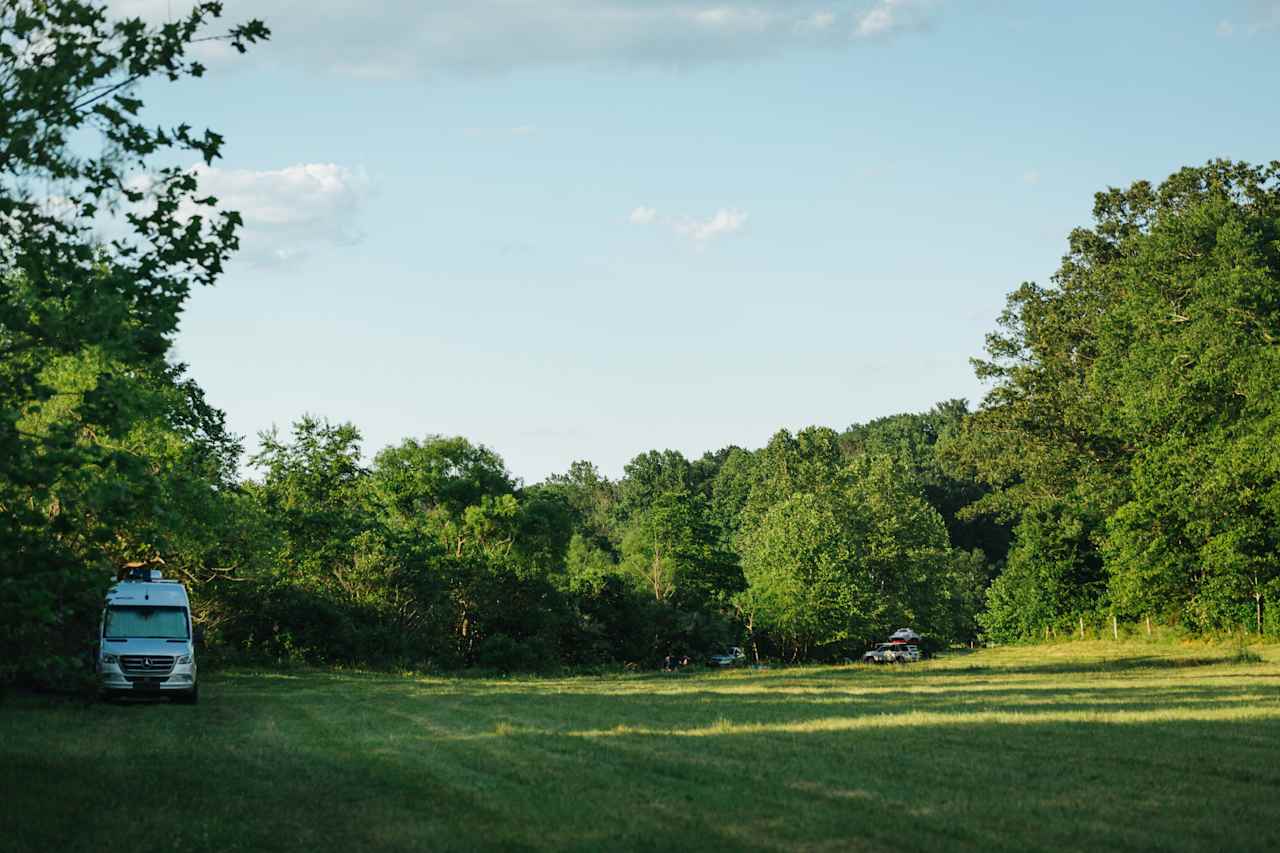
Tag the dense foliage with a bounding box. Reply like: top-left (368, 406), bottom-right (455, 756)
top-left (0, 1), bottom-right (266, 687)
top-left (2, 4), bottom-right (1276, 688)
top-left (182, 415), bottom-right (989, 670)
top-left (944, 161), bottom-right (1280, 641)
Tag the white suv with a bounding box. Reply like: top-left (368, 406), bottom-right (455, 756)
top-left (893, 644), bottom-right (921, 662)
top-left (862, 644), bottom-right (910, 664)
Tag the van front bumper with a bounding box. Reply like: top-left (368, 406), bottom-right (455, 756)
top-left (99, 663), bottom-right (196, 693)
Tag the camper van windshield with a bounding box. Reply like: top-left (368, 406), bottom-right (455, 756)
top-left (104, 606), bottom-right (189, 640)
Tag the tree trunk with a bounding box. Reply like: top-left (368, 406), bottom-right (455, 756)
top-left (745, 612), bottom-right (760, 664)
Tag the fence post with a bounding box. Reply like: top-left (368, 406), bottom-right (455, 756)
top-left (1079, 615), bottom-right (1085, 640)
top-left (1112, 613), bottom-right (1118, 640)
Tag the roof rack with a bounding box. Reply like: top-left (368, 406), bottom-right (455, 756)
top-left (122, 568), bottom-right (172, 582)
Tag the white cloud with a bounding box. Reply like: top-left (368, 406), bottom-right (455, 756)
top-left (629, 206), bottom-right (658, 225)
top-left (31, 160), bottom-right (368, 268)
top-left (693, 7), bottom-right (762, 28)
top-left (633, 206), bottom-right (748, 242)
top-left (855, 0), bottom-right (933, 39)
top-left (856, 3), bottom-right (895, 37)
top-left (189, 163), bottom-right (371, 266)
top-left (675, 208), bottom-right (749, 242)
top-left (104, 1), bottom-right (940, 77)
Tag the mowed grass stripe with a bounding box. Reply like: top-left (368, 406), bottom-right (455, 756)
top-left (4, 640), bottom-right (1279, 852)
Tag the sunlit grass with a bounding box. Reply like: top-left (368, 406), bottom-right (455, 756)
top-left (4, 640), bottom-right (1279, 851)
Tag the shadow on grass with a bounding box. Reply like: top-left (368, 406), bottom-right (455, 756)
top-left (197, 650), bottom-right (1244, 696)
top-left (5, 697), bottom-right (1279, 853)
top-left (681, 655), bottom-right (1241, 690)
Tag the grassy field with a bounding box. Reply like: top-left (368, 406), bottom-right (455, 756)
top-left (4, 641), bottom-right (1280, 852)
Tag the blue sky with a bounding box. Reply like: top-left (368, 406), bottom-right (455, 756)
top-left (114, 0), bottom-right (1280, 482)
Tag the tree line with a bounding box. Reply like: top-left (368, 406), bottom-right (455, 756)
top-left (172, 404), bottom-right (1000, 671)
top-left (2, 3), bottom-right (1277, 687)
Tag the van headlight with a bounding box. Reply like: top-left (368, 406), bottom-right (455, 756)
top-left (100, 653), bottom-right (118, 665)
top-left (176, 654), bottom-right (192, 665)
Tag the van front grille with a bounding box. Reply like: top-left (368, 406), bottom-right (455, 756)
top-left (120, 655), bottom-right (175, 676)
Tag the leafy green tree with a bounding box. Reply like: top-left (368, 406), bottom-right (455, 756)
top-left (541, 460), bottom-right (619, 553)
top-left (242, 418), bottom-right (388, 661)
top-left (978, 503), bottom-right (1105, 642)
top-left (846, 401), bottom-right (1010, 564)
top-left (0, 2), bottom-right (267, 685)
top-left (1086, 166), bottom-right (1280, 632)
top-left (619, 488), bottom-right (741, 607)
top-left (616, 449), bottom-right (692, 524)
top-left (738, 490), bottom-right (870, 660)
top-left (362, 436), bottom-right (575, 664)
top-left (739, 455), bottom-right (962, 659)
top-left (564, 533), bottom-right (619, 592)
top-left (955, 160), bottom-right (1280, 638)
top-left (252, 417), bottom-right (368, 584)
top-left (848, 456), bottom-right (959, 636)
top-left (366, 436), bottom-right (515, 540)
top-left (706, 446), bottom-right (758, 549)
top-left (741, 427), bottom-right (844, 529)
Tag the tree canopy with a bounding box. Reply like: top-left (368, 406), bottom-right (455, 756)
top-left (947, 160), bottom-right (1280, 639)
top-left (1, 1), bottom-right (267, 686)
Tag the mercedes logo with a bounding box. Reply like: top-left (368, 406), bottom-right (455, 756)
top-left (143, 657), bottom-right (152, 666)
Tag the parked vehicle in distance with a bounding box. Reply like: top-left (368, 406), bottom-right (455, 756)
top-left (862, 643), bottom-right (911, 664)
top-left (97, 569), bottom-right (199, 703)
top-left (894, 644), bottom-right (922, 662)
top-left (707, 646), bottom-right (746, 667)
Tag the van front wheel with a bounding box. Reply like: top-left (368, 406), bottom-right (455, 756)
top-left (175, 684), bottom-right (199, 705)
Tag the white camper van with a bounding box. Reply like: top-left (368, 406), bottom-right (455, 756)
top-left (97, 570), bottom-right (199, 703)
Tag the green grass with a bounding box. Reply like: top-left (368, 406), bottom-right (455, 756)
top-left (4, 641), bottom-right (1280, 852)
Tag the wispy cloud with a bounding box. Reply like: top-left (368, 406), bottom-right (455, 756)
top-left (675, 209), bottom-right (749, 242)
top-left (190, 163), bottom-right (371, 266)
top-left (630, 206), bottom-right (748, 244)
top-left (629, 206), bottom-right (658, 225)
top-left (855, 0), bottom-right (934, 39)
top-left (106, 1), bottom-right (942, 78)
top-left (42, 162), bottom-right (369, 268)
